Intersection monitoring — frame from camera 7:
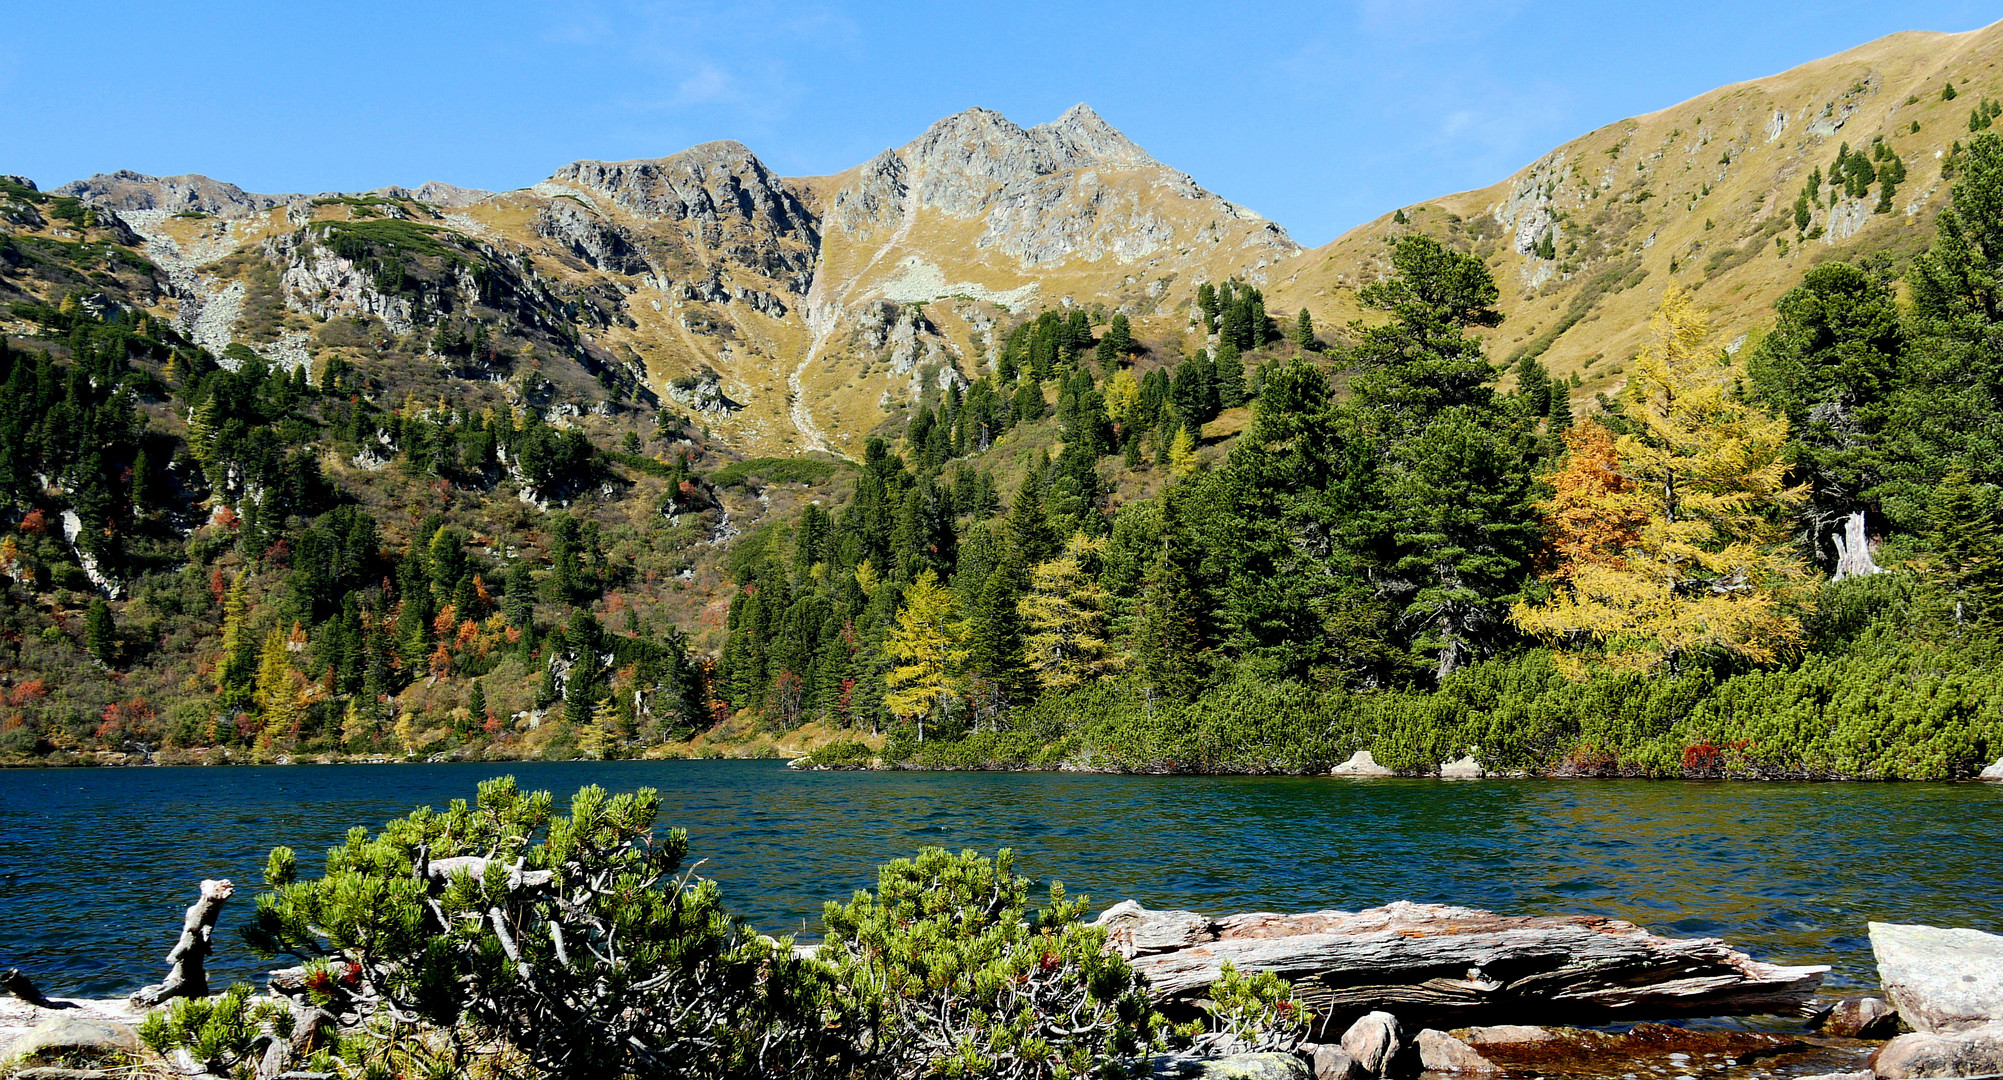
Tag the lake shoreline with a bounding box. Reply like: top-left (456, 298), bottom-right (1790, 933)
top-left (11, 745), bottom-right (2003, 782)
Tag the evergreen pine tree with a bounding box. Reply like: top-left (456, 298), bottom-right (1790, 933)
top-left (1214, 345), bottom-right (1248, 409)
top-left (1930, 469), bottom-right (2003, 625)
top-left (1294, 309), bottom-right (1316, 352)
top-left (85, 598), bottom-right (116, 666)
top-left (1135, 550), bottom-right (1205, 706)
top-left (1548, 386), bottom-right (1574, 432)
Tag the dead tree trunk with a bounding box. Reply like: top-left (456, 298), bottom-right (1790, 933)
top-left (1830, 509), bottom-right (1881, 582)
top-left (130, 878), bottom-right (234, 1008)
top-left (2, 967), bottom-right (66, 1008)
top-left (1093, 900), bottom-right (1828, 1039)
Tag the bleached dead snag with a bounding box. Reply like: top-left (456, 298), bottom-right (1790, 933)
top-left (1830, 509), bottom-right (1881, 581)
top-left (129, 878), bottom-right (234, 1008)
top-left (1093, 900), bottom-right (1827, 1037)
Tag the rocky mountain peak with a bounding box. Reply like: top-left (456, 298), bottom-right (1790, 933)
top-left (53, 170), bottom-right (294, 217)
top-left (1031, 103), bottom-right (1156, 169)
top-left (546, 141), bottom-right (813, 241)
top-left (892, 104), bottom-right (1158, 219)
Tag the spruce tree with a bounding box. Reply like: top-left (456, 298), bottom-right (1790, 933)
top-left (1294, 308), bottom-right (1316, 352)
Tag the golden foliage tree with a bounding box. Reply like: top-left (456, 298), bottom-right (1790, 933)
top-left (1512, 287), bottom-right (1810, 670)
top-left (883, 570), bottom-right (968, 738)
top-left (1538, 419), bottom-right (1649, 578)
top-left (253, 627), bottom-right (302, 748)
top-left (1020, 534), bottom-right (1121, 694)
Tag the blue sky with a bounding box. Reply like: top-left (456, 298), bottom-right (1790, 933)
top-left (3, 1), bottom-right (1996, 247)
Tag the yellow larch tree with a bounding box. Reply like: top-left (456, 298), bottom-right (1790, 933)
top-left (1020, 534), bottom-right (1122, 694)
top-left (883, 570), bottom-right (968, 739)
top-left (1512, 286), bottom-right (1810, 671)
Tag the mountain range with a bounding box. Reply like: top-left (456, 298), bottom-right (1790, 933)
top-left (12, 22), bottom-right (2003, 461)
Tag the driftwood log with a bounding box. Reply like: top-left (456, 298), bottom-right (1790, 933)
top-left (130, 878), bottom-right (233, 1008)
top-left (1092, 900), bottom-right (1828, 1038)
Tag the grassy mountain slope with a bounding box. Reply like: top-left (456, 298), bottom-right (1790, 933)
top-left (1272, 22), bottom-right (2003, 405)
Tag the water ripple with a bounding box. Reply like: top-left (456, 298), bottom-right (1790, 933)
top-left (1, 763), bottom-right (2001, 996)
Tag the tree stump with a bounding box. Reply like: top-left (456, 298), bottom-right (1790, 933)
top-left (129, 878), bottom-right (233, 1008)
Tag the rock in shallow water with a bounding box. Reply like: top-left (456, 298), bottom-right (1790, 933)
top-left (1340, 1012), bottom-right (1402, 1077)
top-left (1416, 1028), bottom-right (1499, 1072)
top-left (1459, 1024), bottom-right (1556, 1046)
top-left (1870, 922), bottom-right (2003, 1033)
top-left (1147, 1053), bottom-right (1312, 1079)
top-left (1870, 1022), bottom-right (2003, 1078)
top-left (1821, 995), bottom-right (1900, 1039)
top-left (1309, 1043), bottom-right (1359, 1080)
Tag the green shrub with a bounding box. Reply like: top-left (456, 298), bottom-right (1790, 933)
top-left (1185, 962), bottom-right (1308, 1055)
top-left (240, 777), bottom-right (844, 1079)
top-left (817, 848), bottom-right (1163, 1079)
top-left (138, 982), bottom-right (292, 1078)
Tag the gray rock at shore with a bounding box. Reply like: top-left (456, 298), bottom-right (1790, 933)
top-left (1147, 1052), bottom-right (1312, 1079)
top-left (1437, 756), bottom-right (1484, 779)
top-left (1871, 922), bottom-right (2003, 1033)
top-left (1870, 1022), bottom-right (2003, 1078)
top-left (1340, 1012), bottom-right (1403, 1077)
top-left (1822, 996), bottom-right (1900, 1039)
top-left (4, 1015), bottom-right (139, 1063)
top-left (1416, 1028), bottom-right (1499, 1072)
top-left (1309, 1042), bottom-right (1360, 1080)
top-left (1331, 751), bottom-right (1394, 777)
top-left (1982, 758), bottom-right (2003, 781)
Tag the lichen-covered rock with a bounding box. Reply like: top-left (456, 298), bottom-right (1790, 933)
top-left (1871, 922), bottom-right (2003, 1033)
top-left (4, 1015), bottom-right (138, 1063)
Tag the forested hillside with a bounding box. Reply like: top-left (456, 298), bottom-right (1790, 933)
top-left (7, 34), bottom-right (2003, 775)
top-left (776, 136), bottom-right (2003, 779)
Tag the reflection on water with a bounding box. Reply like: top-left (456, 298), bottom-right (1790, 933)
top-left (2, 761), bottom-right (1999, 997)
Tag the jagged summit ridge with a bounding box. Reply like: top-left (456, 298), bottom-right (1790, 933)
top-left (52, 170), bottom-right (295, 217)
top-left (1031, 103), bottom-right (1157, 169)
top-left (544, 141), bottom-right (814, 241)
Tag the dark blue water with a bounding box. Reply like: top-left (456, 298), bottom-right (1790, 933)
top-left (2, 761), bottom-right (2000, 998)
